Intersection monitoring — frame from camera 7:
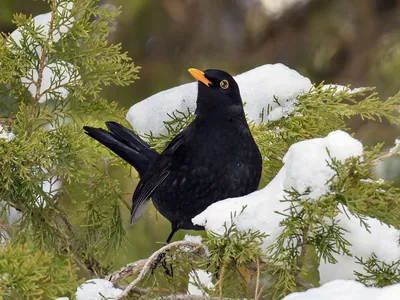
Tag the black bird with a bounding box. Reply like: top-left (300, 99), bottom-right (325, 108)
top-left (83, 68), bottom-right (262, 244)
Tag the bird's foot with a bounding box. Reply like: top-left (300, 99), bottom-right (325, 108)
top-left (151, 252), bottom-right (174, 277)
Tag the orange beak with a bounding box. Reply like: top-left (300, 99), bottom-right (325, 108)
top-left (188, 68), bottom-right (212, 87)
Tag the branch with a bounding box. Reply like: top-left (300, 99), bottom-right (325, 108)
top-left (106, 259), bottom-right (146, 284)
top-left (372, 139), bottom-right (400, 163)
top-left (372, 150), bottom-right (399, 163)
top-left (115, 241), bottom-right (207, 299)
top-left (189, 269), bottom-right (209, 297)
top-left (295, 276), bottom-right (314, 289)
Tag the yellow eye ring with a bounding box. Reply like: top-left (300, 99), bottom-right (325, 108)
top-left (220, 79), bottom-right (229, 89)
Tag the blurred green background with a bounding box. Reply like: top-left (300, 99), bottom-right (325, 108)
top-left (1, 0), bottom-right (399, 270)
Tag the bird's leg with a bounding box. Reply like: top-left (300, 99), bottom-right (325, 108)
top-left (151, 225), bottom-right (179, 276)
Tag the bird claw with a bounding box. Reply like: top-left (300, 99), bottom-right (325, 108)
top-left (151, 252), bottom-right (174, 277)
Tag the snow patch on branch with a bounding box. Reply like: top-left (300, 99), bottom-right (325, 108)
top-left (21, 61), bottom-right (80, 103)
top-left (126, 64), bottom-right (366, 137)
top-left (188, 269), bottom-right (214, 296)
top-left (7, 1), bottom-right (79, 103)
top-left (127, 63), bottom-right (312, 136)
top-left (321, 84), bottom-right (366, 94)
top-left (192, 130), bottom-right (400, 283)
top-left (76, 279), bottom-right (122, 300)
top-left (9, 1), bottom-right (74, 49)
top-left (0, 124), bottom-right (15, 142)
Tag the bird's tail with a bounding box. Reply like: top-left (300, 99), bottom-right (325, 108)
top-left (83, 122), bottom-right (158, 177)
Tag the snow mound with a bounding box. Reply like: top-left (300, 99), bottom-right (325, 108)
top-left (127, 82), bottom-right (197, 136)
top-left (192, 130), bottom-right (400, 283)
top-left (127, 63), bottom-right (312, 136)
top-left (283, 130), bottom-right (363, 199)
top-left (282, 280), bottom-right (400, 300)
top-left (76, 279), bottom-right (122, 300)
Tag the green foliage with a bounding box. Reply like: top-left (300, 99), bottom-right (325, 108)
top-left (0, 243), bottom-right (79, 299)
top-left (327, 148), bottom-right (400, 229)
top-left (1, 1), bottom-right (400, 299)
top-left (256, 85), bottom-right (399, 183)
top-left (252, 147), bottom-right (400, 298)
top-left (205, 221), bottom-right (266, 272)
top-left (144, 108), bottom-right (194, 153)
top-left (204, 220), bottom-right (267, 298)
top-left (139, 85), bottom-right (400, 299)
top-left (149, 85), bottom-right (400, 185)
top-left (355, 254), bottom-right (400, 287)
top-left (0, 0), bottom-right (138, 296)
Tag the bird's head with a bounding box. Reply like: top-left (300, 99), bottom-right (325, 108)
top-left (188, 68), bottom-right (244, 118)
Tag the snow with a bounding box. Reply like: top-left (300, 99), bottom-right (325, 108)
top-left (282, 280), bottom-right (400, 300)
top-left (0, 125), bottom-right (20, 238)
top-left (260, 0), bottom-right (310, 17)
top-left (389, 139), bottom-right (400, 154)
top-left (9, 1), bottom-right (74, 49)
top-left (319, 207), bottom-right (400, 283)
top-left (321, 84), bottom-right (366, 95)
top-left (188, 269), bottom-right (214, 296)
top-left (7, 1), bottom-right (78, 103)
top-left (76, 279), bottom-right (122, 300)
top-left (0, 125), bottom-right (15, 142)
top-left (184, 234), bottom-right (210, 257)
top-left (282, 130), bottom-right (363, 199)
top-left (127, 63), bottom-right (312, 136)
top-left (37, 173), bottom-right (62, 207)
top-left (192, 130), bottom-right (400, 283)
top-left (21, 61), bottom-right (80, 103)
top-left (374, 138), bottom-right (400, 183)
top-left (126, 64), bottom-right (366, 137)
top-left (184, 234), bottom-right (203, 244)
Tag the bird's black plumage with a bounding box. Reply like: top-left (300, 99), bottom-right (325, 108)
top-left (83, 68), bottom-right (262, 243)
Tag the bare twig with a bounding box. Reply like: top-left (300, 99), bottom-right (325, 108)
top-left (372, 139), bottom-right (400, 163)
top-left (372, 150), bottom-right (399, 163)
top-left (31, 0), bottom-right (57, 110)
top-left (116, 241), bottom-right (206, 299)
top-left (256, 274), bottom-right (273, 299)
top-left (128, 286), bottom-right (149, 295)
top-left (218, 262), bottom-right (228, 300)
top-left (297, 226), bottom-right (309, 273)
top-left (106, 259), bottom-right (147, 284)
top-left (254, 259), bottom-right (260, 300)
top-left (295, 276), bottom-right (314, 289)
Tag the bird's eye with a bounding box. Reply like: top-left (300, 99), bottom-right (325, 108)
top-left (220, 79), bottom-right (229, 89)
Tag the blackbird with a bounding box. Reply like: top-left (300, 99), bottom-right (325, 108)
top-left (83, 68), bottom-right (262, 244)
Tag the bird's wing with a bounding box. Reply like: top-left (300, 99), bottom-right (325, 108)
top-left (130, 132), bottom-right (185, 224)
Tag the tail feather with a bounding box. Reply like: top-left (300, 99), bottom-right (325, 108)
top-left (83, 123), bottom-right (158, 177)
top-left (105, 122), bottom-right (152, 154)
